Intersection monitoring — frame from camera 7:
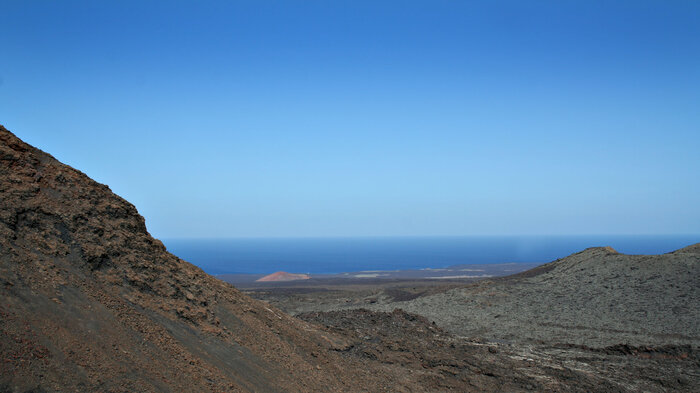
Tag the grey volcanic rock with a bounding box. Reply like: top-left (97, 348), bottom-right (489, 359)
top-left (675, 243), bottom-right (700, 254)
top-left (369, 245), bottom-right (700, 347)
top-left (297, 308), bottom-right (628, 393)
top-left (261, 245), bottom-right (700, 392)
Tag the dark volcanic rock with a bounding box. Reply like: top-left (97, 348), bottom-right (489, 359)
top-left (255, 242), bottom-right (700, 391)
top-left (369, 245), bottom-right (700, 348)
top-left (298, 309), bottom-right (627, 393)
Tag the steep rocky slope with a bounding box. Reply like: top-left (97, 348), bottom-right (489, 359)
top-left (0, 126), bottom-right (386, 392)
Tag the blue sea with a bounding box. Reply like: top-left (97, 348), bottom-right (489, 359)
top-left (161, 235), bottom-right (699, 275)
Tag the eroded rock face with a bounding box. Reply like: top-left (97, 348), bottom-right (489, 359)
top-left (0, 126), bottom-right (376, 393)
top-left (0, 126), bottom-right (226, 331)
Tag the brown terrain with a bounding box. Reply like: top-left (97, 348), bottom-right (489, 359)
top-left (255, 272), bottom-right (310, 282)
top-left (1, 124), bottom-right (698, 392)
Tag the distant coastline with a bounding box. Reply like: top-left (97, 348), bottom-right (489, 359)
top-left (216, 261), bottom-right (541, 287)
top-left (162, 235), bottom-right (699, 275)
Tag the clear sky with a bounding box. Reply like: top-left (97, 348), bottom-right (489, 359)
top-left (1, 1), bottom-right (699, 238)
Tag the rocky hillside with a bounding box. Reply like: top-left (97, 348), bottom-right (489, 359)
top-left (0, 126), bottom-right (387, 392)
top-left (265, 245), bottom-right (699, 392)
top-left (370, 244), bottom-right (700, 347)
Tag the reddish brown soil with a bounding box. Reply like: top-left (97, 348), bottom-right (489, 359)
top-left (0, 126), bottom-right (377, 392)
top-left (256, 272), bottom-right (311, 282)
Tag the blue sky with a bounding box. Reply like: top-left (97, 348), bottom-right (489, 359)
top-left (1, 1), bottom-right (699, 237)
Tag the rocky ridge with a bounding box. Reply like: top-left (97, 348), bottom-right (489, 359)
top-left (369, 245), bottom-right (700, 347)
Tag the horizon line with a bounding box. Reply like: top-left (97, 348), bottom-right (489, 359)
top-left (158, 233), bottom-right (700, 240)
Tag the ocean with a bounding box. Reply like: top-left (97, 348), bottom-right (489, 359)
top-left (161, 235), bottom-right (699, 275)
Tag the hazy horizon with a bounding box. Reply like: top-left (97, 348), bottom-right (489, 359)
top-left (161, 234), bottom-right (699, 274)
top-left (2, 1), bottom-right (699, 238)
top-left (159, 233), bottom-right (700, 240)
